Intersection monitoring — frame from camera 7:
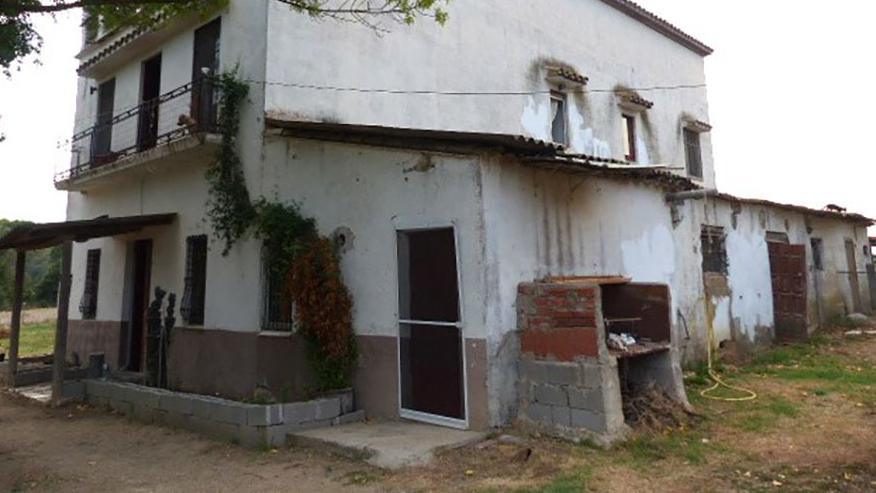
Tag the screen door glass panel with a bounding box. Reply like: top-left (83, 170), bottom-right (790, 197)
top-left (398, 228), bottom-right (465, 420)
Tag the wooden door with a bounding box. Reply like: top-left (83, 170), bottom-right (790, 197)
top-left (768, 242), bottom-right (808, 341)
top-left (128, 239), bottom-right (152, 372)
top-left (191, 18), bottom-right (221, 130)
top-left (137, 53), bottom-right (162, 151)
top-left (92, 78), bottom-right (115, 164)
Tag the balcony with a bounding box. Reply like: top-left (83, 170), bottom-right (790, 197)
top-left (56, 78), bottom-right (222, 192)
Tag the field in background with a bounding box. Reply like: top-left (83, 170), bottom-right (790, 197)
top-left (0, 308), bottom-right (56, 358)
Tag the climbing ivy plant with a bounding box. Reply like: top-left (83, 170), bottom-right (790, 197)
top-left (207, 71), bottom-right (357, 392)
top-left (206, 71), bottom-right (255, 255)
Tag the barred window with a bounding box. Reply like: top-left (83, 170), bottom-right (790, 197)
top-left (701, 226), bottom-right (728, 274)
top-left (79, 249), bottom-right (101, 320)
top-left (262, 254), bottom-right (294, 331)
top-left (811, 238), bottom-right (824, 271)
top-left (180, 235), bottom-right (208, 326)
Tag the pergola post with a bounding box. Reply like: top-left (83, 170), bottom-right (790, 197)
top-left (6, 250), bottom-right (26, 388)
top-left (51, 240), bottom-right (73, 406)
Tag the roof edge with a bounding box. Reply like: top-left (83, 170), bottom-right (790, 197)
top-left (599, 0), bottom-right (713, 56)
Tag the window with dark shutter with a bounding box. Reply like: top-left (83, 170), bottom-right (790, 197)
top-left (623, 114), bottom-right (637, 162)
top-left (181, 235), bottom-right (208, 326)
top-left (684, 128), bottom-right (703, 179)
top-left (701, 226), bottom-right (728, 274)
top-left (80, 249), bottom-right (101, 319)
top-left (262, 252), bottom-right (294, 331)
top-left (811, 238), bottom-right (824, 271)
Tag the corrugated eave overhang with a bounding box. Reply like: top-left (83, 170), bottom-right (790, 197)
top-left (0, 214), bottom-right (177, 251)
top-left (265, 118), bottom-right (563, 156)
top-left (714, 194), bottom-right (874, 226)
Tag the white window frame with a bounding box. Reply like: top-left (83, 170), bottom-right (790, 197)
top-left (550, 90), bottom-right (568, 145)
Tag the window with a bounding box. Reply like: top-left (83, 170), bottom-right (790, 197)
top-left (550, 90), bottom-right (567, 144)
top-left (811, 238), bottom-right (824, 271)
top-left (622, 114), bottom-right (637, 162)
top-left (262, 252), bottom-right (294, 331)
top-left (80, 249), bottom-right (101, 319)
top-left (181, 235), bottom-right (208, 326)
top-left (92, 78), bottom-right (115, 163)
top-left (192, 18), bottom-right (221, 130)
top-left (701, 226), bottom-right (727, 274)
top-left (684, 128), bottom-right (703, 179)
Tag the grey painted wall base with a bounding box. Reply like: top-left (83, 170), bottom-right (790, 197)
top-left (77, 380), bottom-right (362, 447)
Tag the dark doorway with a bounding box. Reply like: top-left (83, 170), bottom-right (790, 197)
top-left (192, 18), bottom-right (221, 130)
top-left (92, 78), bottom-right (115, 165)
top-left (845, 239), bottom-right (863, 313)
top-left (397, 228), bottom-right (465, 422)
top-left (137, 53), bottom-right (162, 151)
top-left (128, 239), bottom-right (152, 372)
top-left (768, 242), bottom-right (808, 341)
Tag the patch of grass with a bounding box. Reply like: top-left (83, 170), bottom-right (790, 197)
top-left (342, 470), bottom-right (382, 486)
top-left (621, 429), bottom-right (711, 466)
top-left (0, 322), bottom-right (55, 357)
top-left (827, 314), bottom-right (870, 329)
top-left (516, 470), bottom-right (591, 493)
top-left (762, 396), bottom-right (799, 418)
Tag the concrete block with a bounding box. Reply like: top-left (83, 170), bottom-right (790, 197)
top-left (518, 359), bottom-right (548, 383)
top-left (576, 362), bottom-right (602, 388)
top-left (87, 395), bottom-right (108, 409)
top-left (159, 393), bottom-right (194, 415)
top-left (199, 420), bottom-right (240, 442)
top-left (283, 401), bottom-right (316, 424)
top-left (313, 398), bottom-right (342, 420)
top-left (108, 398), bottom-right (133, 415)
top-left (523, 402), bottom-right (552, 425)
top-left (191, 396), bottom-right (221, 419)
top-left (85, 380), bottom-right (111, 398)
top-left (238, 425), bottom-right (268, 448)
top-left (570, 409), bottom-right (607, 432)
top-left (533, 383), bottom-right (567, 406)
top-left (247, 404), bottom-right (284, 426)
top-left (62, 381), bottom-right (85, 400)
top-left (211, 401), bottom-right (250, 425)
top-left (127, 387), bottom-right (161, 409)
top-left (551, 406), bottom-right (571, 427)
top-left (567, 386), bottom-right (604, 412)
top-left (289, 418), bottom-right (334, 432)
top-left (546, 363), bottom-right (579, 386)
top-left (131, 404), bottom-right (160, 424)
top-left (338, 391), bottom-right (354, 415)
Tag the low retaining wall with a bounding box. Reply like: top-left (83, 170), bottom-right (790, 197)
top-left (80, 380), bottom-right (363, 447)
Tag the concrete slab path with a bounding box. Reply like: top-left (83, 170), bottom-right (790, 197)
top-left (289, 420), bottom-right (484, 469)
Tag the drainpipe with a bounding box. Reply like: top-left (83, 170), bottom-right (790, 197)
top-left (665, 188), bottom-right (719, 227)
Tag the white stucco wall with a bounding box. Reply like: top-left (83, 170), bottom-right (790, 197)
top-left (263, 0), bottom-right (715, 186)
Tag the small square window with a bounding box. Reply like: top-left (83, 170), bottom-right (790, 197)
top-left (684, 128), bottom-right (703, 179)
top-left (550, 90), bottom-right (567, 145)
top-left (622, 114), bottom-right (636, 162)
top-left (701, 226), bottom-right (727, 274)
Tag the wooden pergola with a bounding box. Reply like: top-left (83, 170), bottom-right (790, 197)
top-left (0, 213), bottom-right (176, 405)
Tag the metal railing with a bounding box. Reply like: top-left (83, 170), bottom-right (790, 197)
top-left (57, 77), bottom-right (221, 183)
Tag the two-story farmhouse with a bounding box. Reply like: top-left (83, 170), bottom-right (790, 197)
top-left (13, 0), bottom-right (870, 434)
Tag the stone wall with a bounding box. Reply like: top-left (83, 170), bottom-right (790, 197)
top-left (81, 380), bottom-right (363, 447)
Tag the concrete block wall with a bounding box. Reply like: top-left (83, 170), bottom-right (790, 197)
top-left (82, 380), bottom-right (363, 447)
top-left (516, 282), bottom-right (628, 444)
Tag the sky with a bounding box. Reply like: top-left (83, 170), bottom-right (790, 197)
top-left (0, 1), bottom-right (874, 226)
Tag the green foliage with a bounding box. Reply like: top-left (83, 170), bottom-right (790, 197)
top-left (0, 219), bottom-right (60, 311)
top-left (206, 70), bottom-right (254, 255)
top-left (251, 199), bottom-right (316, 277)
top-left (0, 4), bottom-right (41, 76)
top-left (0, 321), bottom-right (55, 357)
top-left (516, 470), bottom-right (591, 493)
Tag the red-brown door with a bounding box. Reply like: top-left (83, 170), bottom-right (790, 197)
top-left (768, 242), bottom-right (808, 341)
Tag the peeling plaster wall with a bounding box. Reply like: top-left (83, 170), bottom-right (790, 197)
top-left (263, 0), bottom-right (714, 186)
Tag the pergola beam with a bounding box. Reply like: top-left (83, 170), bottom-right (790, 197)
top-left (50, 240), bottom-right (73, 406)
top-left (5, 250), bottom-right (26, 388)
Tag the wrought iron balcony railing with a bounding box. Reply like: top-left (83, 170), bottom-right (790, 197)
top-left (57, 77), bottom-right (220, 183)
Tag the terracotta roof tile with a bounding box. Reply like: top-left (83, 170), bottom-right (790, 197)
top-left (599, 0), bottom-right (713, 56)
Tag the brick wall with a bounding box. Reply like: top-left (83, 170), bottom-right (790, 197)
top-left (518, 283), bottom-right (599, 361)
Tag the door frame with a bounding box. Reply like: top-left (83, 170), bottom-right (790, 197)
top-left (125, 238), bottom-right (153, 372)
top-left (393, 219), bottom-right (469, 430)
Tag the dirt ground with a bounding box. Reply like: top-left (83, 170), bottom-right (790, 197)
top-left (2, 326), bottom-right (876, 492)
